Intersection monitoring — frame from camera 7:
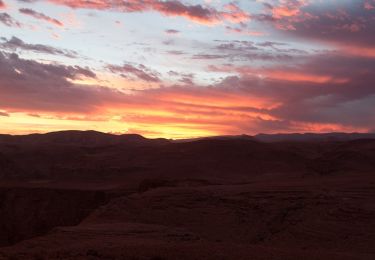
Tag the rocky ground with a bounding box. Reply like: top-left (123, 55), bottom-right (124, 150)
top-left (0, 131), bottom-right (374, 259)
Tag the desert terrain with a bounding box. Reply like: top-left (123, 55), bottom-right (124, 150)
top-left (0, 131), bottom-right (374, 259)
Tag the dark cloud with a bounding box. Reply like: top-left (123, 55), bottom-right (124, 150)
top-left (255, 1), bottom-right (375, 50)
top-left (0, 52), bottom-right (95, 81)
top-left (190, 40), bottom-right (299, 62)
top-left (256, 41), bottom-right (288, 48)
top-left (176, 72), bottom-right (195, 85)
top-left (0, 36), bottom-right (78, 58)
top-left (19, 8), bottom-right (63, 26)
top-left (165, 29), bottom-right (180, 34)
top-left (216, 40), bottom-right (259, 52)
top-left (214, 52), bottom-right (375, 130)
top-left (107, 63), bottom-right (161, 83)
top-left (192, 54), bottom-right (229, 60)
top-left (0, 13), bottom-right (22, 27)
top-left (167, 50), bottom-right (186, 56)
top-left (288, 1), bottom-right (375, 49)
top-left (0, 51), bottom-right (104, 113)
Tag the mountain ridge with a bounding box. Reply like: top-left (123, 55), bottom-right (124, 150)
top-left (1, 130), bottom-right (375, 145)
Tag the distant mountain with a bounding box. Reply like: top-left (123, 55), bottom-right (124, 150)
top-left (0, 130), bottom-right (169, 146)
top-left (254, 133), bottom-right (375, 142)
top-left (1, 130), bottom-right (375, 181)
top-left (172, 134), bottom-right (255, 143)
top-left (1, 131), bottom-right (374, 147)
top-left (175, 133), bottom-right (375, 143)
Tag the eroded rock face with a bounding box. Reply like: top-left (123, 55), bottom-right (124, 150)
top-left (1, 178), bottom-right (375, 260)
top-left (0, 188), bottom-right (107, 246)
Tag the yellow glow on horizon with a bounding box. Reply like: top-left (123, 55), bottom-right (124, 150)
top-left (0, 112), bottom-right (221, 139)
top-left (0, 112), bottom-right (370, 140)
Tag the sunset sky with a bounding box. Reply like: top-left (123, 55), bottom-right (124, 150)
top-left (0, 0), bottom-right (374, 138)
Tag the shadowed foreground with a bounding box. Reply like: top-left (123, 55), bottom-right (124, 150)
top-left (0, 131), bottom-right (375, 259)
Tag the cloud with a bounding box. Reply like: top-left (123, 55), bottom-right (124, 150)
top-left (289, 1), bottom-right (375, 48)
top-left (19, 8), bottom-right (64, 26)
top-left (256, 1), bottom-right (375, 54)
top-left (191, 40), bottom-right (299, 62)
top-left (0, 51), bottom-right (103, 114)
top-left (225, 25), bottom-right (265, 36)
top-left (0, 111), bottom-right (9, 117)
top-left (167, 50), bottom-right (186, 56)
top-left (192, 54), bottom-right (228, 60)
top-left (41, 0), bottom-right (250, 25)
top-left (1, 48), bottom-right (374, 137)
top-left (0, 12), bottom-right (22, 27)
top-left (1, 53), bottom-right (96, 81)
top-left (165, 29), bottom-right (180, 34)
top-left (212, 52), bottom-right (375, 130)
top-left (210, 65), bottom-right (349, 84)
top-left (0, 1), bottom-right (6, 9)
top-left (269, 0), bottom-right (309, 19)
top-left (0, 36), bottom-right (78, 58)
top-left (254, 0), bottom-right (312, 30)
top-left (107, 63), bottom-right (161, 83)
top-left (364, 0), bottom-right (375, 10)
top-left (0, 51), bottom-right (278, 137)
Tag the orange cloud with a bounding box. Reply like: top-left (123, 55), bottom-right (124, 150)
top-left (289, 121), bottom-right (369, 134)
top-left (210, 65), bottom-right (349, 84)
top-left (270, 0), bottom-right (309, 19)
top-left (1, 48), bottom-right (373, 139)
top-left (339, 45), bottom-right (375, 58)
top-left (272, 6), bottom-right (300, 18)
top-left (0, 88), bottom-right (278, 139)
top-left (262, 70), bottom-right (349, 84)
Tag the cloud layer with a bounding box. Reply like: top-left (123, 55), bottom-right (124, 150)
top-left (35, 0), bottom-right (250, 25)
top-left (0, 1), bottom-right (374, 137)
top-left (1, 47), bottom-right (374, 137)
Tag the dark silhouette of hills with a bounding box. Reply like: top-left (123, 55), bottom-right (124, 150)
top-left (0, 130), bottom-right (168, 146)
top-left (1, 130), bottom-right (374, 146)
top-left (0, 130), bottom-right (375, 181)
top-left (174, 132), bottom-right (375, 143)
top-left (1, 130), bottom-right (375, 259)
top-left (254, 132), bottom-right (375, 142)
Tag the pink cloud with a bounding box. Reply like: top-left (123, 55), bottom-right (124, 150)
top-left (0, 0), bottom-right (6, 9)
top-left (364, 0), bottom-right (375, 10)
top-left (255, 1), bottom-right (375, 52)
top-left (271, 0), bottom-right (309, 19)
top-left (47, 0), bottom-right (249, 25)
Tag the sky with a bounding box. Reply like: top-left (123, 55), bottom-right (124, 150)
top-left (0, 0), bottom-right (374, 139)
